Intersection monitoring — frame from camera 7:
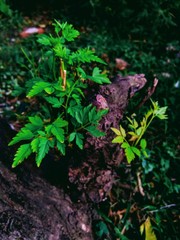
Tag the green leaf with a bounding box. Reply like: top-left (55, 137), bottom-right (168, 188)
top-left (9, 129), bottom-right (34, 146)
top-left (96, 221), bottom-right (109, 238)
top-left (69, 49), bottom-right (106, 65)
top-left (88, 106), bottom-right (98, 122)
top-left (62, 23), bottom-right (80, 41)
top-left (121, 142), bottom-right (129, 148)
top-left (112, 136), bottom-right (124, 143)
top-left (89, 67), bottom-right (110, 84)
top-left (0, 0), bottom-right (12, 16)
top-left (56, 141), bottom-right (66, 155)
top-left (111, 127), bottom-right (121, 136)
top-left (53, 44), bottom-right (70, 58)
top-left (136, 127), bottom-right (143, 136)
top-left (85, 125), bottom-right (105, 137)
top-left (49, 118), bottom-right (68, 143)
top-left (75, 133), bottom-right (84, 149)
top-left (142, 149), bottom-right (149, 158)
top-left (27, 82), bottom-right (51, 97)
top-left (140, 139), bottom-right (147, 149)
top-left (12, 144), bottom-right (32, 168)
top-left (51, 126), bottom-right (65, 143)
top-left (36, 138), bottom-right (50, 167)
top-left (44, 86), bottom-right (55, 94)
top-left (29, 116), bottom-right (43, 126)
top-left (72, 93), bottom-right (81, 104)
top-left (131, 146), bottom-right (141, 157)
top-left (76, 67), bottom-right (87, 79)
top-left (37, 34), bottom-right (52, 46)
top-left (24, 116), bottom-right (44, 132)
top-left (67, 100), bottom-right (82, 117)
top-left (75, 111), bottom-right (83, 124)
top-left (155, 106), bottom-right (168, 119)
top-left (31, 138), bottom-right (40, 153)
top-left (126, 147), bottom-right (136, 163)
top-left (120, 125), bottom-right (126, 137)
top-left (53, 117), bottom-right (68, 128)
top-left (133, 119), bottom-right (139, 128)
top-left (69, 132), bottom-right (76, 142)
top-left (44, 96), bottom-right (64, 108)
top-left (121, 143), bottom-right (136, 163)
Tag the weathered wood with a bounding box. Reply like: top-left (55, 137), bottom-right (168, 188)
top-left (0, 74), bottom-right (147, 239)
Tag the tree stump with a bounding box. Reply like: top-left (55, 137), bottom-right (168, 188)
top-left (0, 74), bottom-right (147, 239)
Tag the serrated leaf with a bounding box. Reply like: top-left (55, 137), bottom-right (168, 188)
top-left (53, 44), bottom-right (70, 58)
top-left (95, 109), bottom-right (108, 121)
top-left (75, 133), bottom-right (84, 149)
top-left (53, 117), bottom-right (68, 128)
top-left (76, 67), bottom-right (87, 79)
top-left (36, 138), bottom-right (50, 167)
top-left (56, 141), bottom-right (66, 155)
top-left (111, 127), bottom-right (121, 136)
top-left (75, 111), bottom-right (83, 124)
top-left (155, 106), bottom-right (168, 119)
top-left (89, 67), bottom-right (110, 84)
top-left (72, 93), bottom-right (81, 104)
top-left (85, 125), bottom-right (105, 137)
top-left (31, 138), bottom-right (40, 153)
top-left (88, 107), bottom-right (97, 122)
top-left (44, 96), bottom-right (64, 108)
top-left (69, 49), bottom-right (106, 65)
top-left (44, 86), bottom-right (54, 94)
top-left (67, 100), bottom-right (82, 117)
top-left (140, 139), bottom-right (147, 149)
top-left (121, 143), bottom-right (135, 163)
top-left (29, 116), bottom-right (43, 126)
top-left (51, 125), bottom-right (65, 143)
top-left (37, 34), bottom-right (52, 46)
top-left (62, 23), bottom-right (80, 41)
top-left (27, 82), bottom-right (51, 97)
top-left (9, 129), bottom-right (34, 146)
top-left (112, 136), bottom-right (124, 143)
top-left (125, 146), bottom-right (136, 163)
top-left (121, 142), bottom-right (129, 148)
top-left (12, 144), bottom-right (32, 168)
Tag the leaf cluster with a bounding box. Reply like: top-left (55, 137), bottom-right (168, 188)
top-left (9, 20), bottom-right (110, 167)
top-left (111, 99), bottom-right (168, 163)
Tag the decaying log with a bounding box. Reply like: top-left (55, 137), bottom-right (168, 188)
top-left (0, 74), bottom-right (147, 239)
top-left (0, 119), bottom-right (97, 240)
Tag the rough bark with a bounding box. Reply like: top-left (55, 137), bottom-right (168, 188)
top-left (0, 74), bottom-right (147, 239)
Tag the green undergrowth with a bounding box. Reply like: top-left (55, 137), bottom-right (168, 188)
top-left (0, 1), bottom-right (180, 239)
